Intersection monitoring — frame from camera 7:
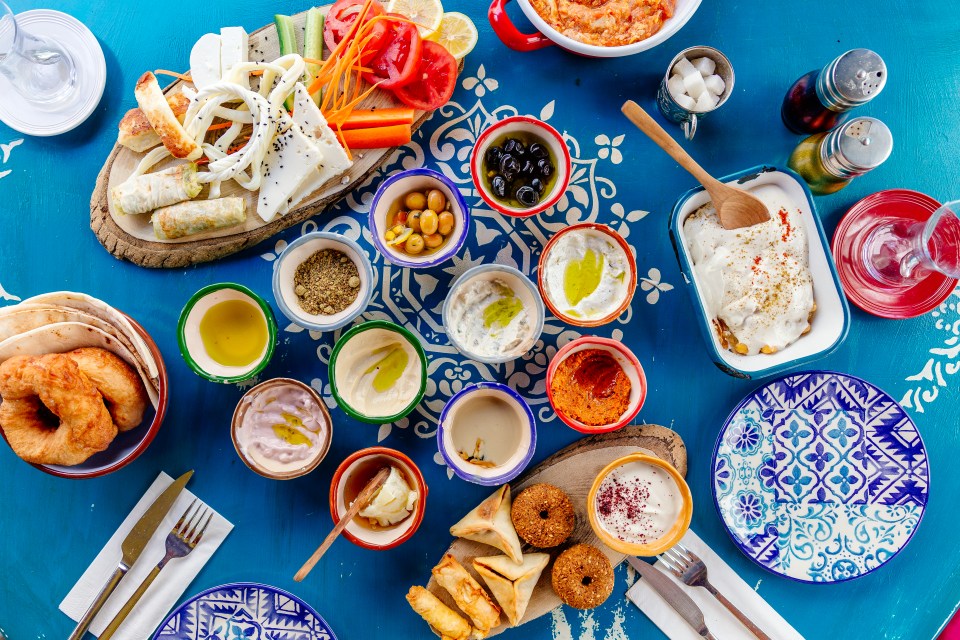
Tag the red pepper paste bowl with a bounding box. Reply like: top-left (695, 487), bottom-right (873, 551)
top-left (545, 336), bottom-right (646, 433)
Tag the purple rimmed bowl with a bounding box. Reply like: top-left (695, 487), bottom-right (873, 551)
top-left (437, 381), bottom-right (537, 485)
top-left (368, 168), bottom-right (470, 269)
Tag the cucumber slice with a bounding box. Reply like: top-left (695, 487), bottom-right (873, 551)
top-left (303, 8), bottom-right (325, 105)
top-left (274, 14), bottom-right (299, 109)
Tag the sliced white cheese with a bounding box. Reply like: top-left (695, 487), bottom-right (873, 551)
top-left (257, 112), bottom-right (325, 222)
top-left (220, 27), bottom-right (249, 87)
top-left (279, 83), bottom-right (353, 215)
top-left (189, 33), bottom-right (222, 90)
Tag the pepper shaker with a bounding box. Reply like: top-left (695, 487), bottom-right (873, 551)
top-left (787, 117), bottom-right (893, 195)
top-left (781, 49), bottom-right (887, 134)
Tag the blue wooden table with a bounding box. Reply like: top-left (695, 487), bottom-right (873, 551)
top-left (1, 1), bottom-right (959, 639)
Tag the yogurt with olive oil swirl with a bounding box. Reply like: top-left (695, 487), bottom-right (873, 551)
top-left (334, 328), bottom-right (423, 419)
top-left (447, 278), bottom-right (536, 359)
top-left (542, 228), bottom-right (632, 321)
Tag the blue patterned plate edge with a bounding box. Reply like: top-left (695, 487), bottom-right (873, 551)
top-left (152, 582), bottom-right (338, 640)
top-left (710, 370), bottom-right (930, 584)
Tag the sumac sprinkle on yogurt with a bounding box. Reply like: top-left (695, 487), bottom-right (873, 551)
top-left (595, 460), bottom-right (682, 544)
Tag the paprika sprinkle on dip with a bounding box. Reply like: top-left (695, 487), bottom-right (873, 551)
top-left (550, 349), bottom-right (630, 427)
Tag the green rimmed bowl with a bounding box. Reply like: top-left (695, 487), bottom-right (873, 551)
top-left (329, 320), bottom-right (428, 424)
top-left (178, 283), bottom-right (278, 384)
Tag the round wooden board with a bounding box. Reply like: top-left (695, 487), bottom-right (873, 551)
top-left (90, 7), bottom-right (447, 268)
top-left (422, 424), bottom-right (688, 637)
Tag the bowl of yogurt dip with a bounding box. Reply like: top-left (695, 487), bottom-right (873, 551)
top-left (231, 378), bottom-right (333, 480)
top-left (442, 264), bottom-right (545, 364)
top-left (546, 336), bottom-right (646, 433)
top-left (539, 223), bottom-right (637, 327)
top-left (329, 320), bottom-right (428, 424)
top-left (587, 453), bottom-right (692, 556)
top-left (438, 382), bottom-right (537, 485)
top-left (329, 446), bottom-right (427, 550)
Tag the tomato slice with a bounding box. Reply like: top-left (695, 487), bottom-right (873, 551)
top-left (362, 15), bottom-right (423, 90)
top-left (393, 41), bottom-right (458, 111)
top-left (323, 0), bottom-right (389, 61)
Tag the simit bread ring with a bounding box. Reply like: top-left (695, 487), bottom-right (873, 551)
top-left (0, 354), bottom-right (117, 466)
top-left (65, 348), bottom-right (148, 431)
top-left (511, 483), bottom-right (575, 548)
top-left (551, 543), bottom-right (614, 609)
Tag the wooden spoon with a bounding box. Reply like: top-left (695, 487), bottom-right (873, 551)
top-left (294, 466), bottom-right (391, 582)
top-left (621, 100), bottom-right (770, 230)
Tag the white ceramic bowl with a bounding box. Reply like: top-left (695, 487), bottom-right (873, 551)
top-left (441, 264), bottom-right (546, 364)
top-left (272, 232), bottom-right (374, 332)
top-left (669, 166), bottom-right (850, 379)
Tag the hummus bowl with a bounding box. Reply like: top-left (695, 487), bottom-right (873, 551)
top-left (546, 336), bottom-right (646, 433)
top-left (329, 320), bottom-right (428, 424)
top-left (442, 264), bottom-right (546, 364)
top-left (330, 446), bottom-right (428, 550)
top-left (488, 0), bottom-right (702, 57)
top-left (438, 382), bottom-right (537, 486)
top-left (669, 166), bottom-right (850, 380)
top-left (369, 168), bottom-right (470, 269)
top-left (272, 232), bottom-right (374, 333)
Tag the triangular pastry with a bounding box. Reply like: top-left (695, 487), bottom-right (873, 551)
top-left (449, 485), bottom-right (523, 563)
top-left (473, 553), bottom-right (550, 627)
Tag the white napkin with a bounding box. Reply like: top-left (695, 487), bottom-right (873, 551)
top-left (626, 530), bottom-right (804, 640)
top-left (60, 472), bottom-right (234, 640)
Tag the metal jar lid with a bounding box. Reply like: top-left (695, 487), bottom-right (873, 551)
top-left (821, 117), bottom-right (893, 178)
top-left (816, 49), bottom-right (887, 111)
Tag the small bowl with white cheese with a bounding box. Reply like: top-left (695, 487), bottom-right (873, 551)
top-left (329, 447), bottom-right (427, 550)
top-left (669, 165), bottom-right (850, 379)
top-left (442, 264), bottom-right (546, 364)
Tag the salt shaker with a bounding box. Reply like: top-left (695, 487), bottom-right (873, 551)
top-left (781, 49), bottom-right (887, 134)
top-left (788, 117), bottom-right (893, 195)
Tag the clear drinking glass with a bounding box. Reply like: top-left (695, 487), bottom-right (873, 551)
top-left (0, 0), bottom-right (77, 105)
top-left (863, 200), bottom-right (960, 286)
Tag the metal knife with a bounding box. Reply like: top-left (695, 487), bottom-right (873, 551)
top-left (68, 470), bottom-right (193, 640)
top-left (627, 556), bottom-right (719, 640)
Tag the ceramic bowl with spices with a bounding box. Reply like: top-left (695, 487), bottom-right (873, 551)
top-left (369, 168), bottom-right (470, 269)
top-left (272, 232), bottom-right (374, 332)
top-left (437, 382), bottom-right (537, 486)
top-left (539, 223), bottom-right (637, 327)
top-left (471, 116), bottom-right (571, 218)
top-left (442, 264), bottom-right (546, 364)
top-left (329, 446), bottom-right (428, 550)
top-left (329, 320), bottom-right (428, 424)
top-left (178, 283), bottom-right (277, 384)
top-left (546, 336), bottom-right (646, 433)
top-left (588, 453), bottom-right (692, 556)
top-left (231, 378), bottom-right (333, 480)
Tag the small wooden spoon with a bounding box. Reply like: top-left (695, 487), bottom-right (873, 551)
top-left (621, 100), bottom-right (770, 230)
top-left (294, 466), bottom-right (391, 582)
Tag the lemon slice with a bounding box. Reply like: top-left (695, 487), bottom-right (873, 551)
top-left (386, 0), bottom-right (444, 38)
top-left (428, 12), bottom-right (478, 60)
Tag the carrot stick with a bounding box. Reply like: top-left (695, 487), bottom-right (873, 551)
top-left (206, 122), bottom-right (235, 131)
top-left (339, 124), bottom-right (412, 149)
top-left (154, 69), bottom-right (193, 82)
top-left (338, 108), bottom-right (415, 130)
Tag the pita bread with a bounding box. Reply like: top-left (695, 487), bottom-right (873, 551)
top-left (473, 554), bottom-right (550, 627)
top-left (449, 485), bottom-right (523, 564)
top-left (432, 554), bottom-right (500, 636)
top-left (406, 586), bottom-right (472, 640)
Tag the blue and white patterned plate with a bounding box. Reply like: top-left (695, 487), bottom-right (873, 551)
top-left (153, 583), bottom-right (337, 640)
top-left (712, 371), bottom-right (929, 583)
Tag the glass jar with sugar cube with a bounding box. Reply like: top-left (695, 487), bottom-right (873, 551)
top-left (656, 46), bottom-right (734, 140)
top-left (781, 49), bottom-right (887, 134)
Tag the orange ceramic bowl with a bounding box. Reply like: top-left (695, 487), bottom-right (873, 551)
top-left (329, 447), bottom-right (428, 551)
top-left (538, 223), bottom-right (637, 328)
top-left (587, 453), bottom-right (692, 556)
top-left (545, 336), bottom-right (646, 433)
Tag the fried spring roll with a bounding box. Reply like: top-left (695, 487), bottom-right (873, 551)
top-left (432, 554), bottom-right (501, 636)
top-left (406, 586), bottom-right (472, 640)
top-left (112, 163), bottom-right (202, 215)
top-left (151, 197), bottom-right (246, 240)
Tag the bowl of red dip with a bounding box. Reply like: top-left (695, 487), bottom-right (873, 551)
top-left (546, 336), bottom-right (646, 433)
top-left (587, 453), bottom-right (692, 556)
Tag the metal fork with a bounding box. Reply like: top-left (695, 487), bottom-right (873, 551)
top-left (98, 500), bottom-right (213, 639)
top-left (660, 544), bottom-right (772, 640)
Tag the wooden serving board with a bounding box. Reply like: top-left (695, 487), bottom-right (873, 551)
top-left (90, 6), bottom-right (437, 268)
top-left (425, 424), bottom-right (688, 637)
